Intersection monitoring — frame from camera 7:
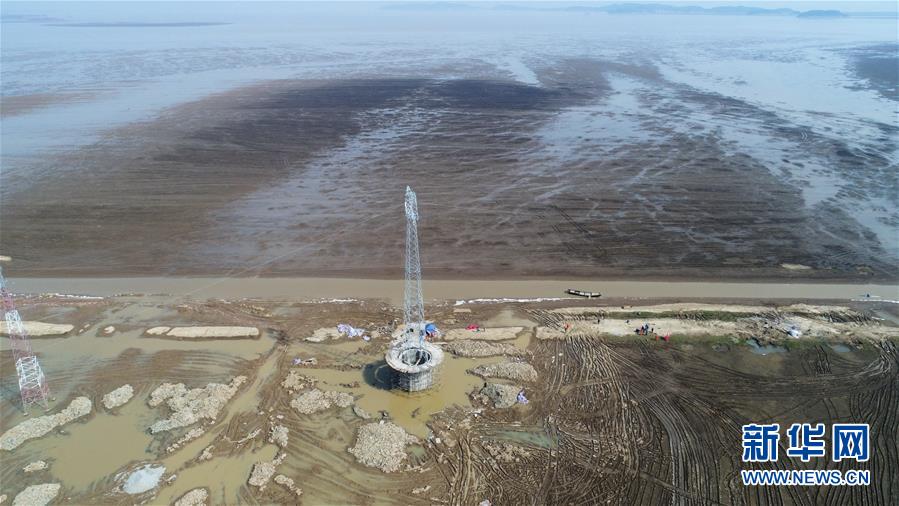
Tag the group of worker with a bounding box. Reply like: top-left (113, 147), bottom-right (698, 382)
top-left (634, 322), bottom-right (671, 342)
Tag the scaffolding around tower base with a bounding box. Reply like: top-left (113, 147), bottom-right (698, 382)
top-left (385, 336), bottom-right (444, 392)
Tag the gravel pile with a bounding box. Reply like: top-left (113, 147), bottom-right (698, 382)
top-left (305, 327), bottom-right (340, 342)
top-left (281, 371), bottom-right (315, 392)
top-left (470, 361), bottom-right (537, 382)
top-left (166, 427), bottom-right (206, 453)
top-left (23, 460), bottom-right (48, 473)
top-left (269, 424), bottom-right (289, 448)
top-left (11, 483), bottom-right (60, 506)
top-left (347, 421), bottom-right (418, 473)
top-left (290, 389), bottom-right (353, 415)
top-left (0, 397), bottom-right (92, 451)
top-left (248, 461), bottom-right (276, 490)
top-left (274, 475), bottom-right (302, 497)
top-left (102, 384), bottom-right (134, 410)
top-left (353, 405), bottom-right (372, 419)
top-left (148, 376), bottom-right (246, 433)
top-left (443, 340), bottom-right (524, 358)
top-left (480, 383), bottom-right (522, 409)
top-left (174, 487), bottom-right (209, 506)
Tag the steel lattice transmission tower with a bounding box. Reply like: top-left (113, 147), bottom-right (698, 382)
top-left (0, 266), bottom-right (50, 412)
top-left (403, 186), bottom-right (425, 343)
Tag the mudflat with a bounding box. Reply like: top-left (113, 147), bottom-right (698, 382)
top-left (3, 60), bottom-right (897, 281)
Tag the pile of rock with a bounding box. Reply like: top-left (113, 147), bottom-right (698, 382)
top-left (274, 475), bottom-right (302, 497)
top-left (23, 460), bottom-right (48, 473)
top-left (479, 383), bottom-right (522, 409)
top-left (248, 453), bottom-right (286, 491)
top-left (290, 389), bottom-right (353, 415)
top-left (102, 384), bottom-right (134, 410)
top-left (443, 340), bottom-right (525, 358)
top-left (0, 397), bottom-right (92, 451)
top-left (166, 427), bottom-right (206, 453)
top-left (174, 487), bottom-right (209, 506)
top-left (11, 483), bottom-right (60, 506)
top-left (148, 376), bottom-right (247, 433)
top-left (305, 327), bottom-right (341, 343)
top-left (269, 424), bottom-right (289, 448)
top-left (347, 421), bottom-right (418, 473)
top-left (248, 462), bottom-right (277, 490)
top-left (470, 361), bottom-right (537, 382)
top-left (281, 370), bottom-right (315, 392)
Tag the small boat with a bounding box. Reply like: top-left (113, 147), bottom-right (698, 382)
top-left (566, 289), bottom-right (601, 298)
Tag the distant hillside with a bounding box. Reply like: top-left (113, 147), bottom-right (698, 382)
top-left (797, 10), bottom-right (848, 18)
top-left (378, 2), bottom-right (892, 19)
top-left (593, 3), bottom-right (799, 16)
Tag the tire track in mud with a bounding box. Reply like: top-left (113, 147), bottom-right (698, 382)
top-left (442, 316), bottom-right (898, 505)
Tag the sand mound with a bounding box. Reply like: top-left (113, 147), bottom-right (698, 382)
top-left (1, 321), bottom-right (73, 337)
top-left (0, 397), bottom-right (92, 451)
top-left (174, 488), bottom-right (209, 506)
top-left (348, 421), bottom-right (418, 473)
top-left (12, 483), bottom-right (60, 506)
top-left (443, 327), bottom-right (523, 341)
top-left (480, 383), bottom-right (522, 409)
top-left (102, 384), bottom-right (134, 410)
top-left (444, 340), bottom-right (525, 358)
top-left (470, 362), bottom-right (537, 382)
top-left (290, 389), bottom-right (353, 415)
top-left (537, 319), bottom-right (738, 339)
top-left (148, 376), bottom-right (246, 433)
top-left (145, 326), bottom-right (258, 338)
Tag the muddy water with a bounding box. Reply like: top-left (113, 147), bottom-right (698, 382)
top-left (156, 444), bottom-right (279, 505)
top-left (11, 277), bottom-right (899, 306)
top-left (154, 349), bottom-right (283, 502)
top-left (300, 354), bottom-right (496, 438)
top-left (9, 400), bottom-right (156, 492)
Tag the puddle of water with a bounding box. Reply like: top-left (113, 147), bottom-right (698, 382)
top-left (746, 338), bottom-right (787, 355)
top-left (299, 353), bottom-right (498, 438)
top-left (156, 444), bottom-right (279, 505)
top-left (28, 400), bottom-right (156, 491)
top-left (491, 428), bottom-right (556, 449)
top-left (481, 308), bottom-right (535, 328)
top-left (829, 343), bottom-right (852, 353)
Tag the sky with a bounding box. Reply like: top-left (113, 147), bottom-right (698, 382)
top-left (0, 1), bottom-right (895, 16)
top-left (1, 0), bottom-right (895, 8)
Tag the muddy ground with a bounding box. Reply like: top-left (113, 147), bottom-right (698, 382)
top-left (3, 57), bottom-right (897, 281)
top-left (1, 294), bottom-right (897, 504)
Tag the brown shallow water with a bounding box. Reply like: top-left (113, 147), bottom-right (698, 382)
top-left (10, 276), bottom-right (899, 306)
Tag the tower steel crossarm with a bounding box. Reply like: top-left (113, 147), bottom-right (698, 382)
top-left (403, 186), bottom-right (425, 346)
top-left (0, 266), bottom-right (50, 411)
